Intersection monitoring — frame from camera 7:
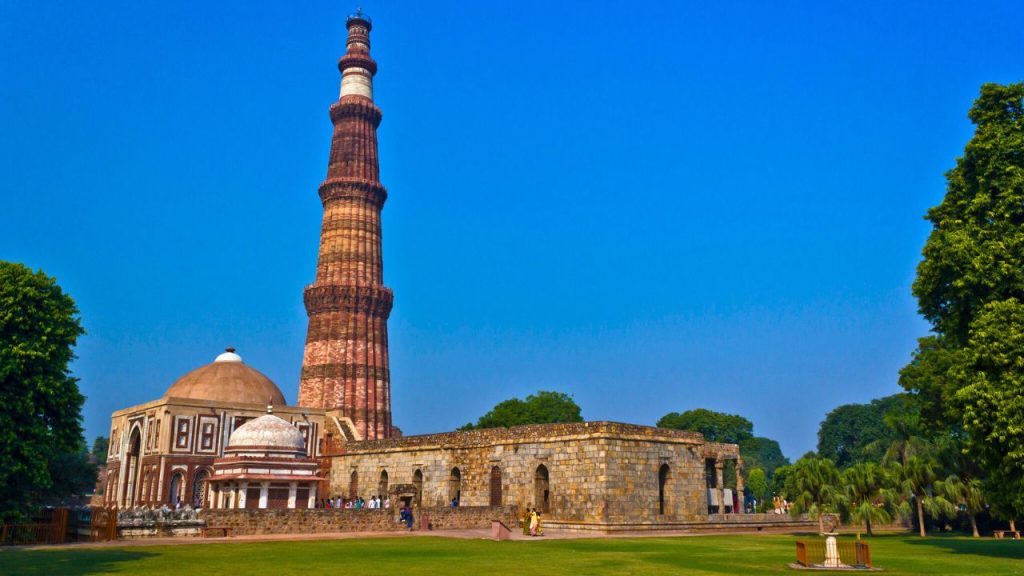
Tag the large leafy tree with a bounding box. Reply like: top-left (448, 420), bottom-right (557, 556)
top-left (0, 262), bottom-right (89, 519)
top-left (459, 390), bottom-right (583, 430)
top-left (737, 436), bottom-right (789, 478)
top-left (817, 394), bottom-right (905, 467)
top-left (657, 409), bottom-right (789, 478)
top-left (656, 408), bottom-right (753, 443)
top-left (900, 82), bottom-right (1024, 518)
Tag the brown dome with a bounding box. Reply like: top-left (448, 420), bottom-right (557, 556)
top-left (164, 348), bottom-right (287, 405)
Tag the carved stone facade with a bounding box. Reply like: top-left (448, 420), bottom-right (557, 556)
top-left (299, 11), bottom-right (393, 441)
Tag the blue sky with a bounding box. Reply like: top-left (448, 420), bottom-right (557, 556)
top-left (2, 1), bottom-right (1022, 459)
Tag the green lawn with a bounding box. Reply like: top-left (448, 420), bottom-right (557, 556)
top-left (1, 533), bottom-right (1022, 575)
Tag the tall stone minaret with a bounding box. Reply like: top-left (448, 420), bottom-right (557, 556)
top-left (299, 10), bottom-right (393, 440)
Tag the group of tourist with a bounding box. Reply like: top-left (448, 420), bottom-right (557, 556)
top-left (316, 495), bottom-right (391, 510)
top-left (521, 507), bottom-right (544, 537)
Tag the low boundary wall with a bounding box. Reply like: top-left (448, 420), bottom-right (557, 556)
top-left (199, 506), bottom-right (518, 536)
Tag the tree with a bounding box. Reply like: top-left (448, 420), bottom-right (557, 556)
top-left (92, 436), bottom-right (109, 464)
top-left (954, 299), bottom-right (1024, 517)
top-left (901, 83), bottom-right (1024, 518)
top-left (656, 409), bottom-right (753, 444)
top-left (840, 462), bottom-right (893, 536)
top-left (938, 474), bottom-right (986, 538)
top-left (746, 468), bottom-right (769, 512)
top-left (0, 262), bottom-right (88, 519)
top-left (817, 395), bottom-right (905, 467)
top-left (459, 390), bottom-right (583, 430)
top-left (785, 456), bottom-right (842, 534)
top-left (892, 456), bottom-right (955, 538)
top-left (738, 436), bottom-right (789, 478)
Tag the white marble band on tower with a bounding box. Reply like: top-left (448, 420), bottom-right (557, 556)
top-left (340, 68), bottom-right (373, 99)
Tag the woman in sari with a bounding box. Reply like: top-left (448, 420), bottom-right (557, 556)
top-left (529, 509), bottom-right (539, 536)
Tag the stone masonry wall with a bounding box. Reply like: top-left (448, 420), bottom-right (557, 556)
top-left (327, 421), bottom-right (712, 526)
top-left (199, 506), bottom-right (516, 536)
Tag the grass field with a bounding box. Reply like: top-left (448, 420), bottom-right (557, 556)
top-left (2, 533), bottom-right (1023, 575)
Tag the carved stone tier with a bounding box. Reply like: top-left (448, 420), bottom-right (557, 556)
top-left (318, 177), bottom-right (387, 208)
top-left (303, 284), bottom-right (393, 318)
top-left (338, 53), bottom-right (378, 75)
top-left (329, 97), bottom-right (382, 126)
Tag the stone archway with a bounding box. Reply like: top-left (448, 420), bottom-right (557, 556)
top-left (489, 466), bottom-right (502, 506)
top-left (123, 427), bottom-right (142, 507)
top-left (378, 469), bottom-right (389, 499)
top-left (658, 463), bottom-right (671, 515)
top-left (349, 470), bottom-right (359, 500)
top-left (449, 467), bottom-right (461, 505)
top-left (534, 464), bottom-right (549, 513)
top-left (412, 469), bottom-right (423, 506)
top-left (168, 472), bottom-right (184, 505)
top-left (192, 469), bottom-right (210, 508)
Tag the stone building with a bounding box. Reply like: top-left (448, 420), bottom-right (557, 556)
top-left (100, 349), bottom-right (326, 509)
top-left (99, 10), bottom-right (779, 533)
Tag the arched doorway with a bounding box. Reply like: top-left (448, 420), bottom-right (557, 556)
top-left (378, 470), bottom-right (389, 498)
top-left (534, 464), bottom-right (549, 513)
top-left (449, 467), bottom-right (461, 505)
top-left (168, 472), bottom-right (183, 505)
top-left (412, 469), bottom-right (423, 506)
top-left (192, 469), bottom-right (210, 508)
top-left (489, 466), bottom-right (502, 506)
top-left (349, 470), bottom-right (359, 500)
top-left (123, 427), bottom-right (142, 507)
top-left (658, 464), bottom-right (671, 515)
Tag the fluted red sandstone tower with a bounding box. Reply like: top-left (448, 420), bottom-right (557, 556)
top-left (299, 11), bottom-right (393, 439)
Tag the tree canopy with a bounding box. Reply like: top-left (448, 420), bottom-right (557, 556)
top-left (459, 390), bottom-right (583, 430)
top-left (657, 408), bottom-right (789, 478)
top-left (816, 394), bottom-right (905, 467)
top-left (0, 262), bottom-right (89, 519)
top-left (900, 82), bottom-right (1024, 518)
top-left (656, 408), bottom-right (753, 444)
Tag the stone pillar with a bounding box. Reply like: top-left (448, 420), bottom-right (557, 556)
top-left (288, 482), bottom-right (297, 509)
top-left (308, 484), bottom-right (317, 509)
top-left (259, 482), bottom-right (269, 509)
top-left (714, 461), bottom-right (724, 514)
top-left (735, 458), bottom-right (745, 513)
top-left (238, 482), bottom-right (248, 509)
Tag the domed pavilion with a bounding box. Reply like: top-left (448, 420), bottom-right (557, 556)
top-left (100, 349), bottom-right (328, 509)
top-left (207, 408), bottom-right (322, 509)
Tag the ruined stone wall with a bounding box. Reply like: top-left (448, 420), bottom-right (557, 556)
top-left (327, 421), bottom-right (712, 526)
top-left (199, 506), bottom-right (516, 536)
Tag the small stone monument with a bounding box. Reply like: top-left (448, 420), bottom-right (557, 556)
top-left (820, 513), bottom-right (846, 568)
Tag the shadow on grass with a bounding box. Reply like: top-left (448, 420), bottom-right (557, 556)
top-left (898, 534), bottom-right (1024, 561)
top-left (0, 548), bottom-right (158, 576)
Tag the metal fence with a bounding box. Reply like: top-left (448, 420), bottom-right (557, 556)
top-left (795, 539), bottom-right (872, 568)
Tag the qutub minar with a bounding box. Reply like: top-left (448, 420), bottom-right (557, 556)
top-left (97, 11), bottom-right (810, 535)
top-left (299, 12), bottom-right (394, 440)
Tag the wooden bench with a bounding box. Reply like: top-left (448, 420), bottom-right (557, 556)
top-left (993, 530), bottom-right (1020, 539)
top-left (201, 526), bottom-right (232, 538)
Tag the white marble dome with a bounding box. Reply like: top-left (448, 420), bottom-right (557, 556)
top-left (226, 413), bottom-right (306, 453)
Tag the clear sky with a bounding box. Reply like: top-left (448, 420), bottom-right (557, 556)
top-left (2, 1), bottom-right (1022, 459)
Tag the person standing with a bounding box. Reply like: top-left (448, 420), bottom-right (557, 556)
top-left (529, 509), bottom-right (539, 536)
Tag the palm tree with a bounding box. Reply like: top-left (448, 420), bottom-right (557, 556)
top-left (893, 456), bottom-right (955, 537)
top-left (938, 475), bottom-right (986, 537)
top-left (841, 462), bottom-right (893, 536)
top-left (786, 457), bottom-right (841, 534)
